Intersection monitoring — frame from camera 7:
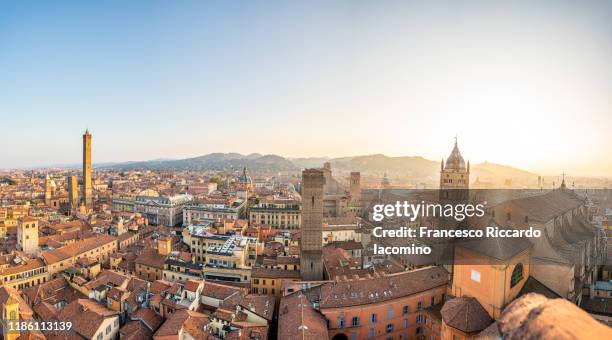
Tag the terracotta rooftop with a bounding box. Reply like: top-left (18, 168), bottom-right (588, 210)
top-left (40, 234), bottom-right (117, 265)
top-left (0, 258), bottom-right (46, 276)
top-left (238, 295), bottom-right (275, 321)
top-left (58, 299), bottom-right (118, 339)
top-left (120, 321), bottom-right (153, 340)
top-left (441, 296), bottom-right (493, 333)
top-left (278, 292), bottom-right (328, 340)
top-left (153, 309), bottom-right (209, 339)
top-left (201, 281), bottom-right (248, 301)
top-left (23, 277), bottom-right (86, 311)
top-left (131, 307), bottom-right (164, 331)
top-left (184, 279), bottom-right (201, 292)
top-left (134, 249), bottom-right (166, 269)
top-left (320, 266), bottom-right (448, 309)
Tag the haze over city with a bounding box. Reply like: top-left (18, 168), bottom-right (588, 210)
top-left (2, 1), bottom-right (612, 176)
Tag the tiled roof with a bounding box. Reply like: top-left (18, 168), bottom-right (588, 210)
top-left (0, 258), bottom-right (46, 276)
top-left (184, 279), bottom-right (201, 292)
top-left (58, 299), bottom-right (118, 339)
top-left (278, 292), bottom-right (328, 340)
top-left (119, 321), bottom-right (152, 340)
top-left (134, 250), bottom-right (166, 269)
top-left (201, 281), bottom-right (247, 301)
top-left (442, 296), bottom-right (492, 333)
top-left (238, 295), bottom-right (275, 321)
top-left (131, 307), bottom-right (164, 331)
top-left (40, 234), bottom-right (117, 265)
top-left (319, 266), bottom-right (448, 308)
top-left (153, 309), bottom-right (208, 338)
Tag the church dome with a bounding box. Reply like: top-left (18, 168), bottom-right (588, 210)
top-left (238, 167), bottom-right (252, 184)
top-left (445, 139), bottom-right (466, 170)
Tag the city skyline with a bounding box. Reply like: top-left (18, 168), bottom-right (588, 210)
top-left (2, 1), bottom-right (612, 176)
top-left (1, 129), bottom-right (609, 179)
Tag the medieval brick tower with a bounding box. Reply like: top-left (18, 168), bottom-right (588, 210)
top-left (17, 217), bottom-right (39, 256)
top-left (349, 171), bottom-right (361, 203)
top-left (82, 129), bottom-right (93, 210)
top-left (44, 174), bottom-right (53, 206)
top-left (300, 169), bottom-right (325, 281)
top-left (67, 175), bottom-right (78, 210)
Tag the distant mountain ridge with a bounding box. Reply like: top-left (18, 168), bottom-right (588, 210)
top-left (107, 153), bottom-right (539, 182)
top-left (110, 153), bottom-right (295, 172)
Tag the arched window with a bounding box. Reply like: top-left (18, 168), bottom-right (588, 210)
top-left (511, 263), bottom-right (524, 287)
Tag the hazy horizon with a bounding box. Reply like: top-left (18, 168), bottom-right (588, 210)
top-left (3, 147), bottom-right (611, 179)
top-left (2, 1), bottom-right (612, 176)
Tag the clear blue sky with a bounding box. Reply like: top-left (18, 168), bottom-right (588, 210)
top-left (1, 1), bottom-right (612, 175)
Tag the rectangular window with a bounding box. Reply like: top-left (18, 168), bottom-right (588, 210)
top-left (371, 313), bottom-right (377, 323)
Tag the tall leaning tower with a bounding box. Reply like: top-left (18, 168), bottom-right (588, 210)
top-left (300, 169), bottom-right (325, 281)
top-left (82, 129), bottom-right (93, 209)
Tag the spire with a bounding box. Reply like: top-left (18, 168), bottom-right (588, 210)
top-left (444, 136), bottom-right (466, 171)
top-left (560, 172), bottom-right (566, 189)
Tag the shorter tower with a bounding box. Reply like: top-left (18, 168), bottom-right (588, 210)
top-left (44, 174), bottom-right (53, 206)
top-left (300, 169), bottom-right (325, 281)
top-left (17, 217), bottom-right (39, 256)
top-left (67, 175), bottom-right (78, 209)
top-left (322, 162), bottom-right (333, 194)
top-left (349, 171), bottom-right (361, 203)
